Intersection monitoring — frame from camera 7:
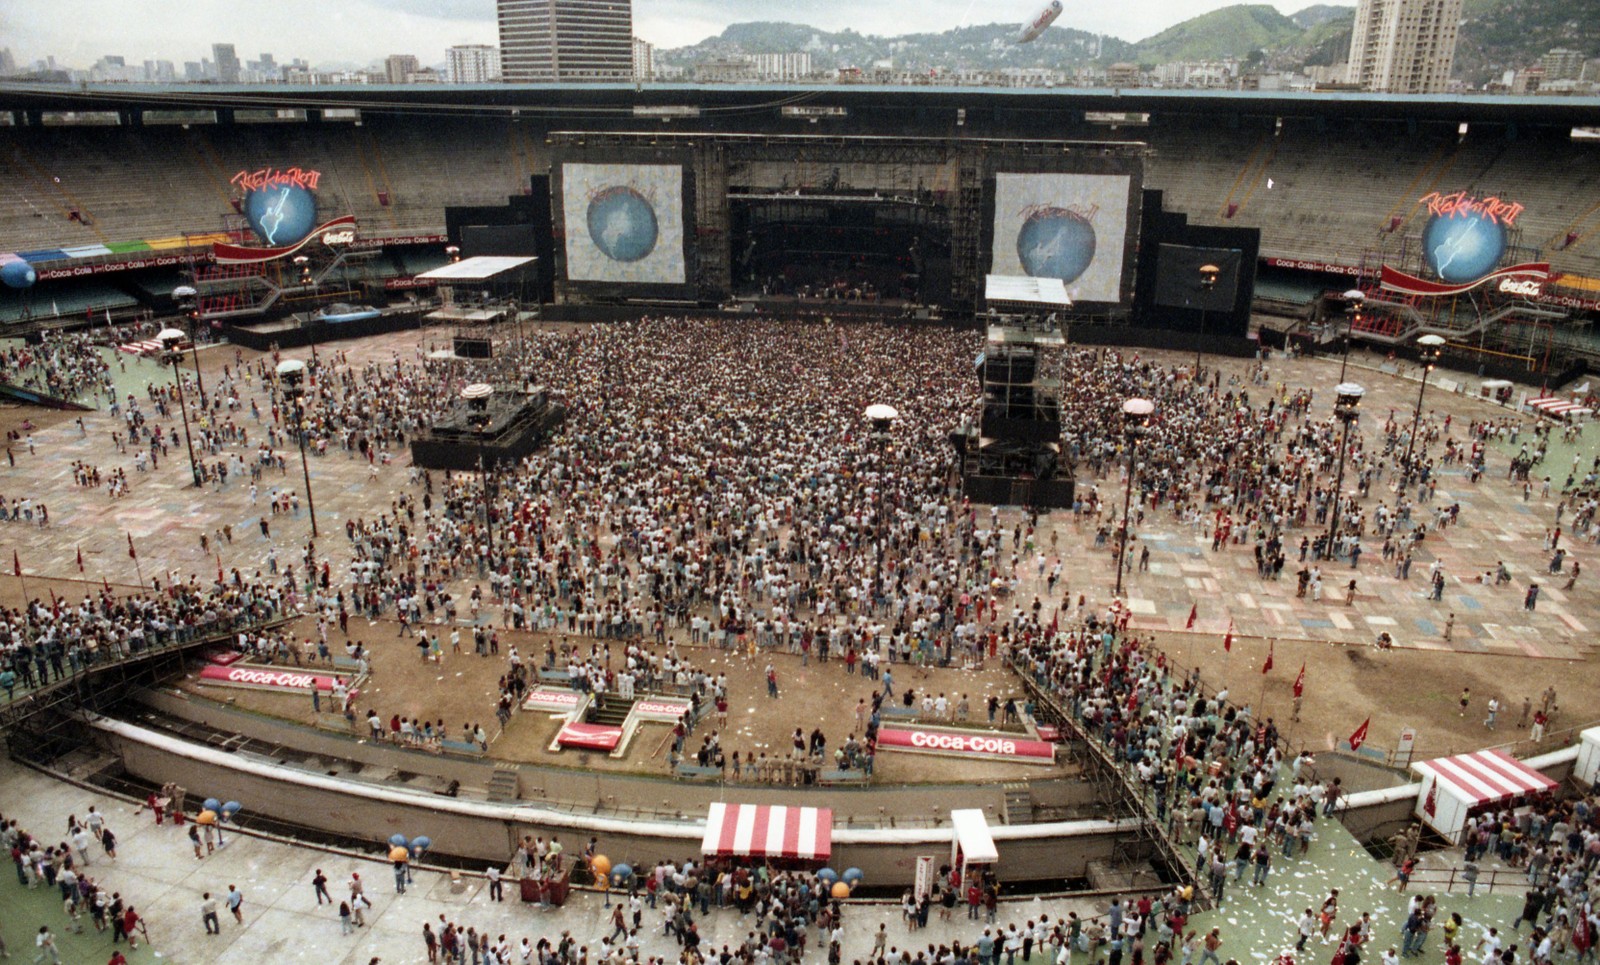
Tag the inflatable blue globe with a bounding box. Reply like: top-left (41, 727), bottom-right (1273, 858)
top-left (244, 185), bottom-right (319, 246)
top-left (1016, 207), bottom-right (1097, 284)
top-left (0, 261), bottom-right (37, 289)
top-left (1422, 211), bottom-right (1507, 285)
top-left (587, 186), bottom-right (659, 263)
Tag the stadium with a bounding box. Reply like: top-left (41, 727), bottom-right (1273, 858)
top-left (2, 79), bottom-right (1600, 964)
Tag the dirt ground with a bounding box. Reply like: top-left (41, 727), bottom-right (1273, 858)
top-left (1147, 626), bottom-right (1586, 766)
top-left (174, 611), bottom-right (1069, 784)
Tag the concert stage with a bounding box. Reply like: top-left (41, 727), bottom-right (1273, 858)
top-left (223, 308), bottom-right (425, 352)
top-left (408, 386), bottom-right (566, 471)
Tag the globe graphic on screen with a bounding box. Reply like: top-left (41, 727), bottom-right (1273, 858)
top-left (1421, 211), bottom-right (1507, 284)
top-left (587, 186), bottom-right (659, 263)
top-left (1016, 206), bottom-right (1097, 283)
top-left (244, 185), bottom-right (319, 246)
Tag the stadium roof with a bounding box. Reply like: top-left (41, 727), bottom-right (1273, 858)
top-left (3, 81), bottom-right (1599, 127)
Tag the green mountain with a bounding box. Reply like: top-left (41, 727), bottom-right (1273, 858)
top-left (1129, 5), bottom-right (1309, 63)
top-left (656, 20), bottom-right (1134, 74)
top-left (1454, 0), bottom-right (1600, 84)
top-left (657, 1), bottom-right (1595, 87)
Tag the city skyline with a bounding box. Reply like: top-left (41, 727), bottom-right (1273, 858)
top-left (6, 0), bottom-right (1362, 71)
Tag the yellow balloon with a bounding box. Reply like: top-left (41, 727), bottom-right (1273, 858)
top-left (389, 846), bottom-right (410, 862)
top-left (591, 854), bottom-right (612, 877)
top-left (197, 810), bottom-right (217, 825)
top-left (831, 881), bottom-right (851, 899)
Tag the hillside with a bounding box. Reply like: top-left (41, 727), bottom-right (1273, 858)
top-left (656, 20), bottom-right (1134, 74)
top-left (657, 1), bottom-right (1595, 87)
top-left (1129, 5), bottom-right (1309, 63)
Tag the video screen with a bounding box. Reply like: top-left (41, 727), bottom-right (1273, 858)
top-left (561, 163), bottom-right (687, 285)
top-left (991, 173), bottom-right (1131, 305)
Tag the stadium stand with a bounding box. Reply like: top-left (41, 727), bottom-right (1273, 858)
top-left (2, 112), bottom-right (1597, 283)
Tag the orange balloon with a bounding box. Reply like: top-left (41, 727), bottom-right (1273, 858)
top-left (831, 881), bottom-right (850, 899)
top-left (591, 854), bottom-right (612, 877)
top-left (389, 846), bottom-right (410, 862)
top-left (197, 810), bottom-right (217, 825)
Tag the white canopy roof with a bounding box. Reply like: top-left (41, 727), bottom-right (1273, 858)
top-left (985, 274), bottom-right (1073, 308)
top-left (418, 256), bottom-right (536, 282)
top-left (951, 808), bottom-right (998, 864)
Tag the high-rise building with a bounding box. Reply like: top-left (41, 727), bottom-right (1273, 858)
top-left (498, 0), bottom-right (634, 82)
top-left (0, 48), bottom-right (18, 76)
top-left (447, 44), bottom-right (500, 83)
top-left (1541, 48), bottom-right (1586, 82)
top-left (751, 52), bottom-right (812, 80)
top-left (1345, 0), bottom-right (1462, 94)
top-left (212, 43), bottom-right (241, 83)
top-left (385, 54), bottom-right (420, 84)
top-left (632, 37), bottom-right (654, 81)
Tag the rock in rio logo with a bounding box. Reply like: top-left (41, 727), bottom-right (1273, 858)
top-left (1419, 190), bottom-right (1523, 285)
top-left (233, 167), bottom-right (322, 247)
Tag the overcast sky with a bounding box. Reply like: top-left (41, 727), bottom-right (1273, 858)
top-left (5, 0), bottom-right (1324, 69)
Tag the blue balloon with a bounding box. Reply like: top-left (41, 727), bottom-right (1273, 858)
top-left (389, 834), bottom-right (409, 848)
top-left (221, 801), bottom-right (241, 815)
top-left (611, 863), bottom-right (633, 884)
top-left (842, 868), bottom-right (864, 884)
top-left (816, 868), bottom-right (839, 883)
top-left (203, 798), bottom-right (222, 813)
top-left (410, 836), bottom-right (432, 856)
top-left (0, 261), bottom-right (36, 290)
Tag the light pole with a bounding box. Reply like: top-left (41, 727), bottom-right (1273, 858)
top-left (1401, 335), bottom-right (1446, 485)
top-left (1339, 289), bottom-right (1365, 383)
top-left (1324, 382), bottom-right (1365, 561)
top-left (157, 327), bottom-right (202, 488)
top-left (1114, 397), bottom-right (1154, 597)
top-left (276, 360), bottom-right (320, 540)
top-left (463, 383), bottom-right (496, 571)
top-left (1194, 264), bottom-right (1220, 381)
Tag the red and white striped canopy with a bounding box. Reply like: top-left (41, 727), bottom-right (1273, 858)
top-left (702, 803), bottom-right (833, 863)
top-left (1529, 396), bottom-right (1586, 415)
top-left (118, 339), bottom-right (163, 356)
top-left (1414, 749), bottom-right (1556, 807)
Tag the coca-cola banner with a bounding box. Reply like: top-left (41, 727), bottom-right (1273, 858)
top-left (197, 663), bottom-right (351, 694)
top-left (875, 727), bottom-right (1056, 764)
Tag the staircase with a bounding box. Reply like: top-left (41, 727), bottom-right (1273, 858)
top-left (1000, 783), bottom-right (1033, 825)
top-left (486, 764), bottom-right (520, 803)
top-left (586, 696), bottom-right (635, 728)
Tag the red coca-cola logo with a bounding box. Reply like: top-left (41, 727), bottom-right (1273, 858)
top-left (876, 727), bottom-right (1054, 762)
top-left (198, 664), bottom-right (347, 693)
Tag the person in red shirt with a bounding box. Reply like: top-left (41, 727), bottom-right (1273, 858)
top-left (122, 907), bottom-right (141, 949)
top-left (108, 953), bottom-right (129, 965)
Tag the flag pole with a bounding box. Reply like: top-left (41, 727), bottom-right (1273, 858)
top-left (1257, 638), bottom-right (1273, 717)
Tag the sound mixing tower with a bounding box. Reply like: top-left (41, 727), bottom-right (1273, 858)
top-left (954, 315), bottom-right (1075, 509)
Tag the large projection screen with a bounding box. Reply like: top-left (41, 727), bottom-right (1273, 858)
top-left (990, 173), bottom-right (1131, 305)
top-left (561, 163), bottom-right (686, 284)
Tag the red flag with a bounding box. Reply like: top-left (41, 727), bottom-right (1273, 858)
top-left (127, 533), bottom-right (137, 560)
top-left (1223, 619), bottom-right (1234, 652)
top-left (1292, 662), bottom-right (1306, 698)
top-left (10, 550), bottom-right (18, 578)
top-left (1348, 717), bottom-right (1371, 751)
top-left (1185, 603), bottom-right (1197, 630)
top-left (102, 577), bottom-right (112, 593)
top-left (1261, 641), bottom-right (1274, 675)
top-left (1423, 782), bottom-right (1438, 817)
top-left (76, 545), bottom-right (84, 573)
top-left (1049, 608), bottom-right (1059, 634)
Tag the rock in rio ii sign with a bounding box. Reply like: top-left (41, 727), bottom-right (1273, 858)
top-left (874, 727), bottom-right (1057, 764)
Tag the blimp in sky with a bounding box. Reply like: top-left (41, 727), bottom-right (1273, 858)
top-left (1016, 0), bottom-right (1064, 43)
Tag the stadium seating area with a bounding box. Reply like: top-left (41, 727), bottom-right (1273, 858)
top-left (2, 113), bottom-right (1596, 281)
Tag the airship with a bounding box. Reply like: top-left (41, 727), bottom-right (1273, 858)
top-left (1017, 0), bottom-right (1063, 43)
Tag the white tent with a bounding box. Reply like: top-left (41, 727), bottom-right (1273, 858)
top-left (1411, 749), bottom-right (1558, 843)
top-left (1576, 728), bottom-right (1600, 787)
top-left (950, 808), bottom-right (998, 884)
